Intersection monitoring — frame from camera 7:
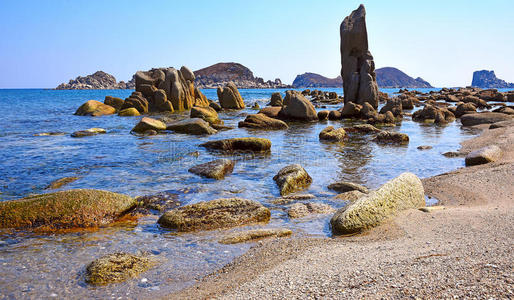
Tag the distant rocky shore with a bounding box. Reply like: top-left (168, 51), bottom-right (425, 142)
top-left (472, 70), bottom-right (514, 88)
top-left (55, 71), bottom-right (135, 90)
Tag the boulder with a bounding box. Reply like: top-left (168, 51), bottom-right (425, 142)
top-left (347, 124), bottom-right (381, 133)
top-left (166, 118), bottom-right (217, 135)
top-left (75, 100), bottom-right (116, 116)
top-left (319, 126), bottom-right (347, 142)
top-left (0, 189), bottom-right (136, 229)
top-left (86, 253), bottom-right (153, 285)
top-left (360, 102), bottom-right (378, 119)
top-left (118, 107), bottom-right (140, 117)
top-left (217, 82), bottom-right (245, 109)
top-left (330, 172), bottom-right (425, 234)
top-left (238, 113), bottom-right (288, 130)
top-left (412, 104), bottom-right (455, 124)
top-left (460, 112), bottom-right (512, 126)
top-left (270, 92), bottom-right (283, 107)
top-left (327, 182), bottom-right (368, 193)
top-left (401, 97), bottom-right (415, 110)
top-left (219, 228), bottom-right (292, 244)
top-left (492, 106), bottom-right (514, 115)
top-left (190, 106), bottom-right (222, 125)
top-left (209, 101), bottom-right (222, 111)
top-left (153, 89), bottom-right (174, 112)
top-left (158, 198), bottom-right (270, 231)
top-left (465, 145), bottom-right (502, 166)
top-left (71, 128), bottom-right (106, 138)
top-left (104, 96), bottom-right (125, 111)
top-left (340, 102), bottom-right (362, 118)
top-left (328, 110), bottom-right (343, 120)
top-left (132, 117), bottom-right (166, 133)
top-left (200, 137), bottom-right (271, 152)
top-left (340, 5), bottom-right (379, 109)
top-left (374, 131), bottom-right (409, 144)
top-left (121, 92), bottom-right (149, 114)
top-left (287, 202), bottom-right (336, 218)
top-left (278, 90), bottom-right (318, 121)
top-left (454, 102), bottom-right (476, 118)
top-left (188, 159), bottom-right (235, 180)
top-left (317, 110), bottom-right (329, 120)
top-left (259, 106), bottom-right (282, 118)
top-left (489, 120), bottom-right (514, 129)
top-left (379, 99), bottom-right (403, 117)
top-left (273, 164), bottom-right (312, 196)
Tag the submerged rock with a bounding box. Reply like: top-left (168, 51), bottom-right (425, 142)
top-left (0, 189), bottom-right (136, 229)
top-left (71, 128), bottom-right (106, 138)
top-left (46, 176), bottom-right (79, 189)
top-left (132, 117), bottom-right (166, 133)
top-left (374, 130), bottom-right (409, 144)
top-left (158, 198), bottom-right (270, 231)
top-left (188, 159), bottom-right (235, 180)
top-left (200, 137), bottom-right (271, 152)
top-left (219, 228), bottom-right (292, 244)
top-left (133, 191), bottom-right (180, 215)
top-left (273, 164), bottom-right (312, 196)
top-left (86, 252), bottom-right (153, 285)
top-left (327, 181), bottom-right (368, 194)
top-left (75, 100), bottom-right (116, 116)
top-left (460, 112), bottom-right (512, 126)
top-left (34, 132), bottom-right (66, 136)
top-left (271, 194), bottom-right (316, 205)
top-left (330, 172), bottom-right (425, 234)
top-left (217, 82), bottom-right (245, 109)
top-left (319, 126), bottom-right (347, 142)
top-left (166, 118), bottom-right (217, 135)
top-left (465, 145), bottom-right (502, 166)
top-left (287, 202), bottom-right (335, 218)
top-left (238, 113), bottom-right (289, 130)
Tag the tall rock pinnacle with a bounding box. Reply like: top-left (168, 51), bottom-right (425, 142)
top-left (340, 4), bottom-right (379, 109)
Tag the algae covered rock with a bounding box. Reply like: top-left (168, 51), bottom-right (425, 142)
top-left (158, 198), bottom-right (270, 231)
top-left (200, 137), bottom-right (271, 152)
top-left (219, 228), bottom-right (292, 244)
top-left (330, 172), bottom-right (425, 235)
top-left (0, 189), bottom-right (136, 229)
top-left (132, 117), bottom-right (166, 133)
top-left (374, 130), bottom-right (409, 144)
top-left (188, 159), bottom-right (235, 180)
top-left (75, 100), bottom-right (116, 116)
top-left (273, 164), bottom-right (312, 196)
top-left (86, 252), bottom-right (153, 285)
top-left (319, 126), bottom-right (347, 142)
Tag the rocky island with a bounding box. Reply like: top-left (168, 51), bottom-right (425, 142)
top-left (471, 70), bottom-right (514, 88)
top-left (56, 71), bottom-right (135, 89)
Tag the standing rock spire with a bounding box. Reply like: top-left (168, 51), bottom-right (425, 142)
top-left (340, 4), bottom-right (379, 109)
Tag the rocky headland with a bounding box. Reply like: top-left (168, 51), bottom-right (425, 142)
top-left (472, 70), bottom-right (514, 88)
top-left (56, 71), bottom-right (135, 89)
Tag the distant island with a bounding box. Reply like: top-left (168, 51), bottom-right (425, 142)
top-left (471, 70), bottom-right (514, 88)
top-left (55, 71), bottom-right (135, 90)
top-left (292, 67), bottom-right (432, 88)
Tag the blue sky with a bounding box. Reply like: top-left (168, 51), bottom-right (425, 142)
top-left (1, 0), bottom-right (513, 88)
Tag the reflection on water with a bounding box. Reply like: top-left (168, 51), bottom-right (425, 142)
top-left (0, 88), bottom-right (483, 298)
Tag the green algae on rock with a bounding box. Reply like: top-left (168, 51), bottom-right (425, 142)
top-left (219, 228), bottom-right (292, 244)
top-left (157, 198), bottom-right (270, 232)
top-left (0, 189), bottom-right (136, 229)
top-left (330, 172), bottom-right (425, 235)
top-left (319, 126), bottom-right (347, 142)
top-left (200, 137), bottom-right (271, 152)
top-left (273, 164), bottom-right (312, 196)
top-left (86, 252), bottom-right (153, 285)
top-left (188, 159), bottom-right (235, 180)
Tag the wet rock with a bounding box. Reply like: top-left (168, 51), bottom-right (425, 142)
top-left (379, 99), bottom-right (403, 117)
top-left (340, 102), bottom-right (362, 118)
top-left (133, 191), bottom-right (180, 214)
top-left (287, 202), bottom-right (335, 218)
top-left (327, 182), bottom-right (368, 194)
top-left (347, 124), bottom-right (381, 133)
top-left (462, 95), bottom-right (488, 108)
top-left (460, 112), bottom-right (512, 126)
top-left (209, 101), bottom-right (222, 112)
top-left (258, 106), bottom-right (282, 118)
top-left (412, 104), bottom-right (455, 124)
top-left (270, 92), bottom-right (283, 107)
top-left (442, 151), bottom-right (463, 158)
top-left (319, 126), bottom-right (347, 142)
top-left (417, 145), bottom-right (433, 150)
top-left (143, 129), bottom-right (158, 136)
top-left (0, 189), bottom-right (136, 229)
top-left (118, 107), bottom-right (140, 116)
top-left (71, 128), bottom-right (106, 138)
top-left (331, 172), bottom-right (425, 234)
top-left (188, 159), bottom-right (235, 180)
top-left (132, 117), bottom-right (166, 133)
top-left (374, 131), bottom-right (409, 144)
top-left (273, 164), bottom-right (312, 196)
top-left (454, 103), bottom-right (476, 118)
top-left (328, 110), bottom-right (343, 120)
top-left (219, 228), bottom-right (292, 244)
top-left (465, 145), bottom-right (502, 166)
top-left (166, 118), bottom-right (217, 135)
top-left (278, 90), bottom-right (318, 121)
top-left (190, 106), bottom-right (223, 125)
top-left (238, 113), bottom-right (288, 130)
top-left (271, 194), bottom-right (316, 205)
top-left (251, 103), bottom-right (261, 110)
top-left (158, 198), bottom-right (270, 231)
top-left (317, 110), bottom-right (329, 120)
top-left (75, 100), bottom-right (116, 116)
top-left (104, 96), bottom-right (125, 111)
top-left (360, 102), bottom-right (378, 119)
top-left (401, 97), bottom-right (415, 110)
top-left (200, 137), bottom-right (271, 152)
top-left (332, 190), bottom-right (365, 202)
top-left (34, 132), bottom-right (66, 136)
top-left (86, 252), bottom-right (153, 285)
top-left (217, 82), bottom-right (245, 109)
top-left (46, 177), bottom-right (79, 189)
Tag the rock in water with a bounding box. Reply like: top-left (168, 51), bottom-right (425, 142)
top-left (330, 172), bottom-right (425, 234)
top-left (74, 100), bottom-right (116, 116)
top-left (319, 126), bottom-right (347, 142)
top-left (104, 96), bottom-right (125, 111)
top-left (200, 137), bottom-right (271, 152)
top-left (219, 228), bottom-right (292, 244)
top-left (118, 107), bottom-right (140, 117)
top-left (270, 92), bottom-right (283, 106)
top-left (238, 113), bottom-right (289, 130)
top-left (166, 118), bottom-right (217, 135)
top-left (157, 198), bottom-right (270, 231)
top-left (273, 164), bottom-right (312, 196)
top-left (71, 128), bottom-right (107, 138)
top-left (190, 106), bottom-right (223, 125)
top-left (131, 117), bottom-right (166, 133)
top-left (0, 189), bottom-right (136, 229)
top-left (327, 182), bottom-right (368, 193)
top-left (374, 131), bottom-right (409, 144)
top-left (287, 202), bottom-right (335, 218)
top-left (340, 4), bottom-right (379, 109)
top-left (460, 112), bottom-right (512, 126)
top-left (465, 145), bottom-right (502, 166)
top-left (188, 159), bottom-right (235, 180)
top-left (46, 177), bottom-right (79, 189)
top-left (217, 82), bottom-right (245, 109)
top-left (278, 90), bottom-right (318, 121)
top-left (86, 252), bottom-right (153, 285)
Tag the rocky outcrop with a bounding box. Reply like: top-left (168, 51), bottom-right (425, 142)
top-left (292, 73), bottom-right (343, 88)
top-left (465, 145), bottom-right (502, 166)
top-left (273, 164), bottom-right (312, 196)
top-left (157, 198), bottom-right (270, 231)
top-left (471, 70), bottom-right (514, 88)
top-left (217, 82), bottom-right (245, 109)
top-left (194, 62), bottom-right (290, 89)
top-left (0, 189), bottom-right (136, 230)
top-left (200, 137), bottom-right (271, 152)
top-left (412, 104), bottom-right (456, 124)
top-left (330, 172), bottom-right (425, 234)
top-left (238, 114), bottom-right (289, 130)
top-left (188, 159), bottom-right (235, 180)
top-left (86, 253), bottom-right (153, 285)
top-left (74, 100), bottom-right (116, 116)
top-left (460, 112), bottom-right (512, 126)
top-left (56, 71), bottom-right (134, 89)
top-left (278, 90), bottom-right (318, 121)
top-left (340, 4), bottom-right (379, 109)
top-left (219, 228), bottom-right (292, 244)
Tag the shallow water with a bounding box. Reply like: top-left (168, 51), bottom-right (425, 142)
top-left (0, 87), bottom-right (498, 299)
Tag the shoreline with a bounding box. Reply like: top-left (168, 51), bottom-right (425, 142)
top-left (169, 122), bottom-right (514, 299)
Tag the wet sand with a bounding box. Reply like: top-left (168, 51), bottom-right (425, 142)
top-left (169, 122), bottom-right (514, 299)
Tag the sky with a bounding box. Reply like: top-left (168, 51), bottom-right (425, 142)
top-left (0, 0), bottom-right (513, 88)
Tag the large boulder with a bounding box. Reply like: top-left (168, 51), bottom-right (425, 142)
top-left (217, 82), bottom-right (245, 109)
top-left (121, 91), bottom-right (149, 114)
top-left (188, 159), bottom-right (235, 180)
top-left (238, 113), bottom-right (288, 130)
top-left (200, 137), bottom-right (271, 152)
top-left (270, 92), bottom-right (283, 107)
top-left (278, 90), bottom-right (318, 121)
top-left (166, 118), bottom-right (217, 135)
top-left (340, 102), bottom-right (362, 118)
top-left (104, 96), bottom-right (125, 111)
top-left (190, 106), bottom-right (223, 125)
top-left (379, 99), bottom-right (403, 117)
top-left (330, 172), bottom-right (425, 234)
top-left (454, 102), bottom-right (477, 118)
top-left (259, 106), bottom-right (282, 118)
top-left (319, 126), bottom-right (347, 142)
top-left (132, 117), bottom-right (166, 133)
top-left (157, 198), bottom-right (270, 231)
top-left (75, 100), bottom-right (116, 116)
top-left (340, 5), bottom-right (379, 109)
top-left (460, 112), bottom-right (512, 126)
top-left (0, 189), bottom-right (136, 229)
top-left (273, 164), bottom-right (312, 196)
top-left (86, 253), bottom-right (153, 285)
top-left (465, 145), bottom-right (502, 166)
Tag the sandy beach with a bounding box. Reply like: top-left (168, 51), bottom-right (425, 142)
top-left (170, 122), bottom-right (514, 299)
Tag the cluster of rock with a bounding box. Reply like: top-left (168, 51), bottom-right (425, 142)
top-left (56, 71), bottom-right (134, 90)
top-left (471, 70), bottom-right (514, 88)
